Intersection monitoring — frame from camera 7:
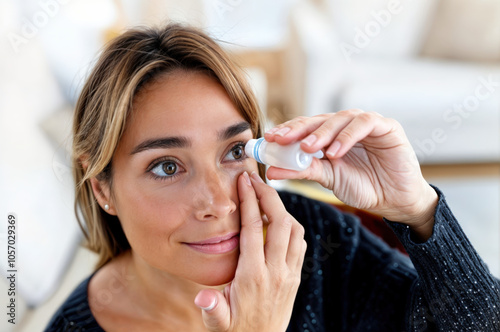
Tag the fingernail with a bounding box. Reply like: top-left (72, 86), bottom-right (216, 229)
top-left (242, 171), bottom-right (251, 186)
top-left (274, 127), bottom-right (291, 137)
top-left (301, 134), bottom-right (317, 147)
top-left (251, 171), bottom-right (264, 183)
top-left (196, 296), bottom-right (217, 311)
top-left (326, 141), bottom-right (341, 158)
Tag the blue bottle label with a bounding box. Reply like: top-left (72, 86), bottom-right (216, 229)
top-left (253, 138), bottom-right (264, 164)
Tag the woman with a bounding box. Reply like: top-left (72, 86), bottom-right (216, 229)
top-left (46, 23), bottom-right (500, 331)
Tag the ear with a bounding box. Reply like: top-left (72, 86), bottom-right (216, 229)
top-left (78, 155), bottom-right (116, 216)
top-left (79, 155), bottom-right (117, 215)
top-left (89, 177), bottom-right (117, 215)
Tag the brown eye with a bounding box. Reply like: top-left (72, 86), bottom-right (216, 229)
top-left (150, 159), bottom-right (182, 180)
top-left (162, 162), bottom-right (177, 175)
top-left (231, 145), bottom-right (244, 160)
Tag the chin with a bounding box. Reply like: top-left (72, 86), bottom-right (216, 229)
top-left (201, 269), bottom-right (236, 286)
top-left (191, 253), bottom-right (239, 286)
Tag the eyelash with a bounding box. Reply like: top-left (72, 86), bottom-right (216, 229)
top-left (146, 157), bottom-right (183, 182)
top-left (229, 142), bottom-right (247, 163)
top-left (146, 141), bottom-right (248, 182)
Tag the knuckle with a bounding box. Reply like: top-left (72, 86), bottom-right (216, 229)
top-left (293, 116), bottom-right (310, 128)
top-left (357, 111), bottom-right (377, 122)
top-left (269, 214), bottom-right (293, 232)
top-left (242, 264), bottom-right (266, 283)
top-left (283, 116), bottom-right (307, 128)
top-left (349, 108), bottom-right (365, 115)
top-left (281, 215), bottom-right (294, 229)
top-left (336, 108), bottom-right (364, 117)
top-left (312, 113), bottom-right (331, 120)
top-left (313, 124), bottom-right (333, 137)
top-left (295, 115), bottom-right (309, 123)
top-left (253, 268), bottom-right (267, 284)
top-left (334, 109), bottom-right (351, 118)
top-left (289, 270), bottom-right (302, 287)
top-left (386, 117), bottom-right (402, 128)
top-left (302, 239), bottom-right (308, 253)
top-left (294, 273), bottom-right (302, 290)
top-left (290, 272), bottom-right (302, 287)
top-left (337, 129), bottom-right (355, 142)
top-left (279, 121), bottom-right (292, 128)
top-left (271, 270), bottom-right (293, 289)
top-left (295, 223), bottom-right (305, 239)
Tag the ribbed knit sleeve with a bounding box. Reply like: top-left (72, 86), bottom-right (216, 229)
top-left (386, 186), bottom-right (500, 331)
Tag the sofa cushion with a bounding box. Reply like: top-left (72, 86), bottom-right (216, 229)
top-left (422, 0), bottom-right (500, 62)
top-left (338, 58), bottom-right (500, 164)
top-left (323, 0), bottom-right (439, 58)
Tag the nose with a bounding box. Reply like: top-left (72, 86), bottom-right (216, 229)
top-left (193, 170), bottom-right (237, 221)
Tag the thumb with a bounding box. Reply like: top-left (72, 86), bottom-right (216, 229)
top-left (194, 288), bottom-right (230, 331)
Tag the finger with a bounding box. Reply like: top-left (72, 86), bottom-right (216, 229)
top-left (265, 162), bottom-right (316, 181)
top-left (195, 289), bottom-right (230, 331)
top-left (298, 109), bottom-right (364, 154)
top-left (286, 221), bottom-right (306, 268)
top-left (264, 115), bottom-right (327, 145)
top-left (296, 239), bottom-right (307, 272)
top-left (237, 171), bottom-right (265, 266)
top-left (249, 172), bottom-right (293, 267)
top-left (266, 160), bottom-right (335, 192)
top-left (265, 166), bottom-right (303, 181)
top-left (264, 111), bottom-right (364, 149)
top-left (327, 112), bottom-right (396, 158)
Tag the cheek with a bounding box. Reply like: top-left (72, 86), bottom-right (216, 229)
top-left (219, 158), bottom-right (260, 205)
top-left (224, 161), bottom-right (256, 194)
top-left (108, 160), bottom-right (257, 283)
top-left (112, 179), bottom-right (190, 256)
top-left (227, 158), bottom-right (259, 181)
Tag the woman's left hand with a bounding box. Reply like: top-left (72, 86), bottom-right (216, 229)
top-left (264, 110), bottom-right (438, 240)
top-left (194, 171), bottom-right (306, 332)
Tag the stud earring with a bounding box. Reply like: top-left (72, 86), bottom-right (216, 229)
top-left (104, 204), bottom-right (110, 211)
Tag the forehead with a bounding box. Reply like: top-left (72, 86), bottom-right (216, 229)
top-left (127, 70), bottom-right (246, 141)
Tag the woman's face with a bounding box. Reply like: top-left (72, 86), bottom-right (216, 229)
top-left (110, 70), bottom-right (259, 286)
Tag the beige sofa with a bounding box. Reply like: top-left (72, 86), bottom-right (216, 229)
top-left (284, 0), bottom-right (500, 164)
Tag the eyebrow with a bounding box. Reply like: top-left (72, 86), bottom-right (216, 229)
top-left (130, 121), bottom-right (251, 155)
top-left (131, 136), bottom-right (190, 155)
top-left (218, 121), bottom-right (251, 141)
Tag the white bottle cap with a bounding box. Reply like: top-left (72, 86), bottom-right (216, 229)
top-left (244, 138), bottom-right (263, 163)
top-left (245, 138), bottom-right (324, 171)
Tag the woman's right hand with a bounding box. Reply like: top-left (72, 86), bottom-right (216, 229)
top-left (194, 171), bottom-right (307, 332)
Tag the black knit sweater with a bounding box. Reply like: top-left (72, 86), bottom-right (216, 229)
top-left (45, 187), bottom-right (500, 331)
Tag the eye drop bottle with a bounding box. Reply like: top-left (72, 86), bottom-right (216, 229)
top-left (245, 138), bottom-right (324, 171)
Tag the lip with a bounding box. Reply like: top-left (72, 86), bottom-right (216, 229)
top-left (184, 232), bottom-right (239, 254)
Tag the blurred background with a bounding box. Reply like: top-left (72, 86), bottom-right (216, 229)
top-left (0, 0), bottom-right (499, 330)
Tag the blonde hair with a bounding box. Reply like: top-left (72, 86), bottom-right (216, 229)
top-left (73, 23), bottom-right (265, 269)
